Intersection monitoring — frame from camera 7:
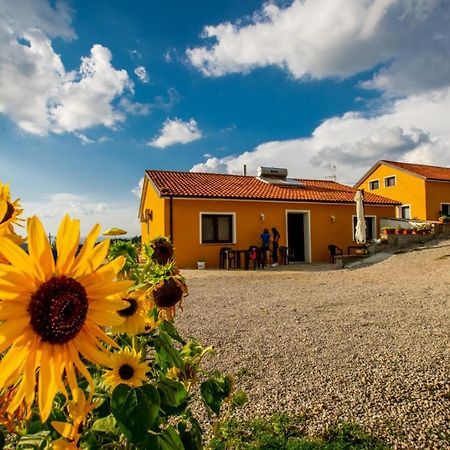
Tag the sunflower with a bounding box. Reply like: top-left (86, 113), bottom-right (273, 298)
top-left (111, 290), bottom-right (148, 335)
top-left (0, 215), bottom-right (132, 421)
top-left (51, 388), bottom-right (100, 449)
top-left (150, 236), bottom-right (174, 265)
top-left (0, 181), bottom-right (24, 253)
top-left (103, 347), bottom-right (149, 390)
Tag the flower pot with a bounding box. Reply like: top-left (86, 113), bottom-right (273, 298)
top-left (197, 261), bottom-right (205, 270)
top-left (403, 229), bottom-right (413, 235)
top-left (395, 229), bottom-right (404, 235)
top-left (382, 229), bottom-right (395, 235)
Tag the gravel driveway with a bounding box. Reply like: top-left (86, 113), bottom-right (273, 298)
top-left (177, 240), bottom-right (450, 449)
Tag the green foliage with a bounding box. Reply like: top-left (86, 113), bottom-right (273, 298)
top-left (208, 415), bottom-right (391, 450)
top-left (201, 374), bottom-right (234, 415)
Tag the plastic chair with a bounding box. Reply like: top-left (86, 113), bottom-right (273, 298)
top-left (219, 247), bottom-right (236, 269)
top-left (328, 244), bottom-right (343, 263)
top-left (279, 246), bottom-right (295, 265)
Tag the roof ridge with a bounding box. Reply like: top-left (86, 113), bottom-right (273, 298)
top-left (382, 160), bottom-right (450, 170)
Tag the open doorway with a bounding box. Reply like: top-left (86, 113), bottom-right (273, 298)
top-left (286, 211), bottom-right (311, 263)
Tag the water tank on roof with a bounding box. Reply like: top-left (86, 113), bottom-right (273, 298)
top-left (257, 167), bottom-right (288, 178)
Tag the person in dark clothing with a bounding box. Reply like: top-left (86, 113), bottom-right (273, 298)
top-left (260, 228), bottom-right (271, 266)
top-left (271, 227), bottom-right (280, 266)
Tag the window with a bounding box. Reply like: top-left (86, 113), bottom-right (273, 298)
top-left (201, 214), bottom-right (233, 243)
top-left (400, 205), bottom-right (411, 219)
top-left (368, 179), bottom-right (379, 190)
top-left (441, 204), bottom-right (450, 215)
top-left (384, 176), bottom-right (396, 187)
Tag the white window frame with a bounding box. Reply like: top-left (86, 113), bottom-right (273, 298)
top-left (397, 204), bottom-right (411, 219)
top-left (352, 215), bottom-right (377, 241)
top-left (383, 175), bottom-right (396, 187)
top-left (440, 203), bottom-right (450, 216)
top-left (199, 211), bottom-right (236, 245)
top-left (368, 179), bottom-right (380, 190)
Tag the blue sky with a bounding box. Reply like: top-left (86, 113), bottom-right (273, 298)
top-left (1, 0), bottom-right (450, 236)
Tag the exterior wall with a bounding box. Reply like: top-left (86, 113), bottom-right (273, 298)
top-left (425, 181), bottom-right (450, 220)
top-left (140, 180), bottom-right (168, 243)
top-left (357, 165), bottom-right (427, 219)
top-left (164, 198), bottom-right (395, 268)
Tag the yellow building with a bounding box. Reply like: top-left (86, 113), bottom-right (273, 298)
top-left (355, 160), bottom-right (450, 220)
top-left (139, 168), bottom-right (398, 268)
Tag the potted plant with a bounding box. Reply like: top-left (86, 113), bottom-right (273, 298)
top-left (438, 215), bottom-right (450, 224)
top-left (413, 223), bottom-right (432, 235)
top-left (403, 228), bottom-right (413, 235)
top-left (381, 226), bottom-right (396, 235)
top-left (395, 225), bottom-right (404, 235)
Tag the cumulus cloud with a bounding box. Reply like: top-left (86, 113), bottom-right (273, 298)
top-left (22, 192), bottom-right (140, 236)
top-left (134, 65), bottom-right (150, 83)
top-left (0, 0), bottom-right (133, 135)
top-left (132, 177), bottom-right (144, 197)
top-left (187, 0), bottom-right (450, 96)
top-left (148, 118), bottom-right (202, 148)
top-left (191, 88), bottom-right (450, 184)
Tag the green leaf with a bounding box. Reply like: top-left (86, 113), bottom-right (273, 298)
top-left (200, 375), bottom-right (234, 415)
top-left (180, 339), bottom-right (205, 358)
top-left (145, 426), bottom-right (185, 450)
top-left (0, 429), bottom-right (4, 450)
top-left (111, 384), bottom-right (155, 446)
top-left (17, 431), bottom-right (51, 449)
top-left (179, 418), bottom-right (203, 450)
top-left (153, 331), bottom-right (185, 370)
top-left (160, 320), bottom-right (186, 344)
top-left (157, 378), bottom-right (188, 409)
top-left (91, 414), bottom-right (117, 434)
top-left (139, 383), bottom-right (161, 426)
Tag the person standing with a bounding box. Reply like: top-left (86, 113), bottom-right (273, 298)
top-left (271, 227), bottom-right (280, 266)
top-left (260, 228), bottom-right (271, 266)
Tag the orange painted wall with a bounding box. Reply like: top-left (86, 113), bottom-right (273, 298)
top-left (140, 179), bottom-right (168, 243)
top-left (357, 165), bottom-right (427, 219)
top-left (425, 181), bottom-right (450, 220)
top-left (149, 198), bottom-right (396, 268)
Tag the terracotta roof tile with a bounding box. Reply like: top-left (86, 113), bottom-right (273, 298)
top-left (382, 160), bottom-right (450, 181)
top-left (146, 170), bottom-right (398, 205)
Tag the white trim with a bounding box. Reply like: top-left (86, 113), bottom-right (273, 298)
top-left (440, 202), bottom-right (450, 215)
top-left (398, 204), bottom-right (411, 219)
top-left (285, 209), bottom-right (311, 263)
top-left (383, 175), bottom-right (397, 187)
top-left (352, 214), bottom-right (377, 241)
top-left (171, 196), bottom-right (396, 207)
top-left (199, 211), bottom-right (236, 245)
top-left (368, 178), bottom-right (380, 190)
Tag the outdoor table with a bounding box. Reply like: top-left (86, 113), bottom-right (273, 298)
top-left (347, 244), bottom-right (366, 255)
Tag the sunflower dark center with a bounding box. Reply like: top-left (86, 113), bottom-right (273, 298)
top-left (0, 201), bottom-right (15, 225)
top-left (152, 278), bottom-right (183, 308)
top-left (118, 298), bottom-right (138, 317)
top-left (119, 364), bottom-right (135, 380)
top-left (29, 276), bottom-right (88, 344)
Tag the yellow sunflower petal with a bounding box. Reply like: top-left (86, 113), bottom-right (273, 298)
top-left (84, 320), bottom-right (119, 348)
top-left (73, 239), bottom-right (109, 277)
top-left (0, 344), bottom-right (28, 388)
top-left (88, 309), bottom-right (124, 327)
top-left (39, 344), bottom-right (58, 422)
top-left (72, 223), bottom-right (101, 277)
top-left (51, 421), bottom-right (77, 441)
top-left (0, 299), bottom-right (28, 320)
top-left (85, 279), bottom-right (133, 298)
top-left (78, 255), bottom-right (125, 285)
top-left (56, 215), bottom-right (80, 275)
top-left (0, 237), bottom-right (42, 281)
top-left (0, 316), bottom-right (30, 353)
top-left (73, 330), bottom-right (111, 368)
top-left (0, 200), bottom-right (7, 223)
top-left (27, 216), bottom-right (55, 279)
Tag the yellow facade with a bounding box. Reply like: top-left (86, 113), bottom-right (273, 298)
top-left (140, 181), bottom-right (396, 268)
top-left (357, 162), bottom-right (450, 220)
top-left (357, 164), bottom-right (427, 219)
top-left (425, 181), bottom-right (450, 219)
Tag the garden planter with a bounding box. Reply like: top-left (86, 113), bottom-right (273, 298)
top-left (382, 228), bottom-right (396, 235)
top-left (403, 229), bottom-right (413, 235)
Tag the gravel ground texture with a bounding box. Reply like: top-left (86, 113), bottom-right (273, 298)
top-left (176, 239), bottom-right (450, 449)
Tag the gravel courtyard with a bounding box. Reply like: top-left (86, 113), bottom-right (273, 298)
top-left (177, 240), bottom-right (450, 449)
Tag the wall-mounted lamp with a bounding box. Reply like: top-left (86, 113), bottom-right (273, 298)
top-left (330, 215), bottom-right (336, 223)
top-left (144, 209), bottom-right (153, 221)
top-left (260, 212), bottom-right (266, 221)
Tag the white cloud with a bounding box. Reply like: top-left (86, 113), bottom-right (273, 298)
top-left (120, 98), bottom-right (150, 116)
top-left (191, 88), bottom-right (450, 184)
top-left (132, 177), bottom-right (144, 197)
top-left (134, 65), bottom-right (150, 83)
top-left (187, 0), bottom-right (450, 96)
top-left (22, 192), bottom-right (140, 236)
top-left (148, 118), bottom-right (202, 149)
top-left (0, 0), bottom-right (133, 135)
